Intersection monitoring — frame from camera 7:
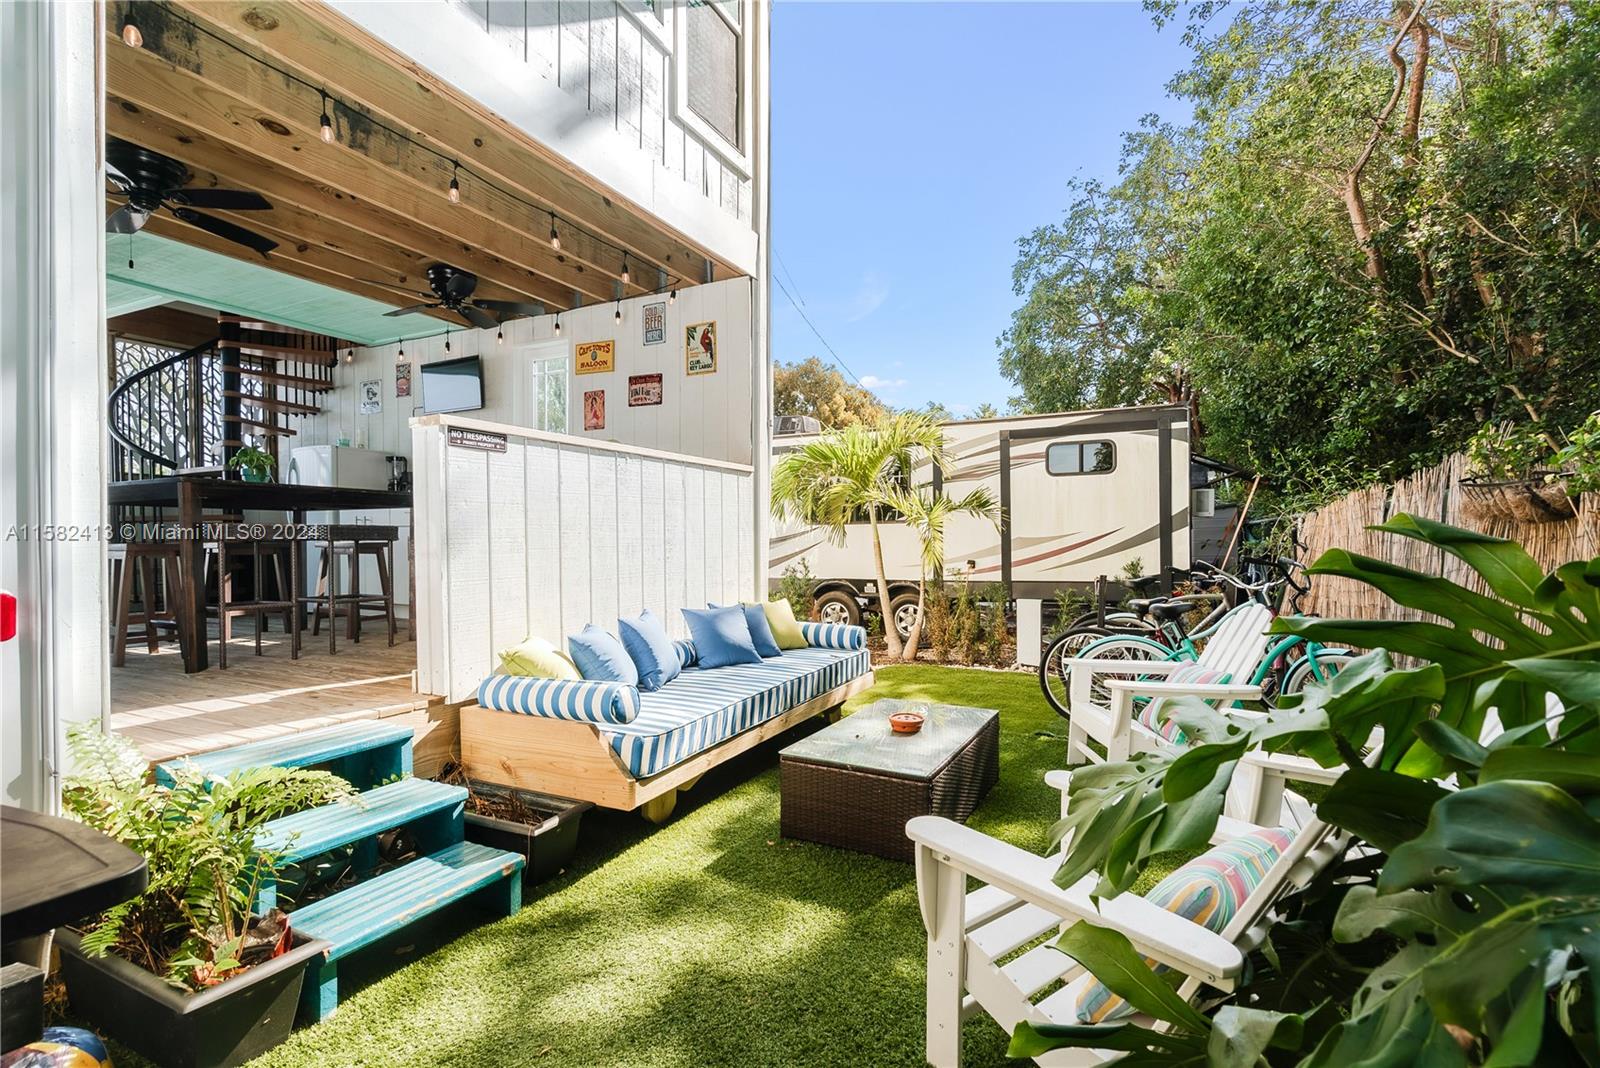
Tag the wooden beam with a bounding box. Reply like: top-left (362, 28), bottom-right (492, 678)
top-left (171, 0), bottom-right (736, 285)
top-left (106, 19), bottom-right (630, 305)
top-left (109, 101), bottom-right (576, 311)
top-left (108, 305), bottom-right (217, 349)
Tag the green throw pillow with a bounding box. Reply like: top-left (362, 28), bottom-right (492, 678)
top-left (761, 599), bottom-right (808, 650)
top-left (499, 635), bottom-right (581, 679)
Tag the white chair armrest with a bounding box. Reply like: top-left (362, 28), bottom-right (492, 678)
top-left (1058, 657), bottom-right (1186, 675)
top-left (907, 816), bottom-right (1245, 984)
top-left (1044, 768), bottom-right (1074, 795)
top-left (1239, 750), bottom-right (1346, 785)
top-left (1103, 679), bottom-right (1264, 702)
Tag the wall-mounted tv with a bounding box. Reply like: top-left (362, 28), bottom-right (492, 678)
top-left (420, 354), bottom-right (485, 414)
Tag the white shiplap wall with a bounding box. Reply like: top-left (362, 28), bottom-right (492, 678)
top-left (300, 276), bottom-right (754, 466)
top-left (412, 416), bottom-right (755, 701)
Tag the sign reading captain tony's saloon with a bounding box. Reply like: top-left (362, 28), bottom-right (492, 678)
top-left (574, 340), bottom-right (615, 375)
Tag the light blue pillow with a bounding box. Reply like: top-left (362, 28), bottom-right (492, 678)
top-left (711, 602), bottom-right (783, 658)
top-left (618, 609), bottom-right (680, 692)
top-left (567, 625), bottom-right (638, 685)
top-left (681, 606), bottom-right (762, 669)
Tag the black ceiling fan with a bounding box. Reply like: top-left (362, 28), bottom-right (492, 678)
top-left (383, 263), bottom-right (545, 330)
top-left (106, 136), bottom-right (278, 257)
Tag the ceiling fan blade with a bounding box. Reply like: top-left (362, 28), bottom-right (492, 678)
top-left (458, 303), bottom-right (499, 330)
top-left (171, 188), bottom-right (272, 211)
top-left (170, 207), bottom-right (279, 257)
top-left (106, 204), bottom-right (150, 235)
top-left (442, 270), bottom-right (478, 303)
top-left (105, 159), bottom-right (134, 193)
top-left (473, 299), bottom-right (546, 318)
top-left (383, 303), bottom-right (440, 318)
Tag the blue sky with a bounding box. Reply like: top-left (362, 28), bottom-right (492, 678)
top-left (770, 1), bottom-right (1194, 415)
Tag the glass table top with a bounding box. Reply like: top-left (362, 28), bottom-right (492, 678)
top-left (780, 698), bottom-right (999, 779)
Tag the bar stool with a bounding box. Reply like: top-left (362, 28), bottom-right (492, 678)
top-left (210, 523), bottom-right (300, 669)
top-left (303, 525), bottom-right (399, 652)
top-left (110, 534), bottom-right (191, 667)
top-left (206, 542), bottom-right (296, 637)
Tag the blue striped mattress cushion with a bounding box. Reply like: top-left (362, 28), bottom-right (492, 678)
top-left (477, 676), bottom-right (642, 725)
top-left (603, 646), bottom-right (871, 777)
top-left (799, 621), bottom-right (867, 650)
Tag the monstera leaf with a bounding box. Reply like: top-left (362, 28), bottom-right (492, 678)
top-left (1273, 515), bottom-right (1600, 770)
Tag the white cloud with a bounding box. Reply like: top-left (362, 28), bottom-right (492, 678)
top-left (859, 374), bottom-right (907, 391)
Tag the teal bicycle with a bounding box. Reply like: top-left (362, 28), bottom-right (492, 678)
top-left (1038, 557), bottom-right (1353, 717)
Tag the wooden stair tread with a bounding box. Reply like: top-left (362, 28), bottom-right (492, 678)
top-left (224, 416), bottom-right (298, 436)
top-left (258, 778), bottom-right (466, 862)
top-left (290, 841), bottom-right (523, 961)
top-left (222, 391), bottom-right (322, 415)
top-left (220, 365), bottom-right (334, 391)
top-left (155, 721), bottom-right (413, 786)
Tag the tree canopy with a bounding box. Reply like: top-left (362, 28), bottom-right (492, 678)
top-left (773, 357), bottom-right (887, 429)
top-left (999, 0), bottom-right (1600, 503)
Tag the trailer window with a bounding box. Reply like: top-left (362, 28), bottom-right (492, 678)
top-left (1046, 441), bottom-right (1115, 476)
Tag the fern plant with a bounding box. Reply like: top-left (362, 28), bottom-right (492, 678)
top-left (63, 726), bottom-right (353, 989)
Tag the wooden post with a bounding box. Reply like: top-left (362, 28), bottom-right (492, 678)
top-left (1219, 475), bottom-right (1262, 571)
top-left (178, 478), bottom-right (207, 672)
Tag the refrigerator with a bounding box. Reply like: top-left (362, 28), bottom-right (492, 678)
top-left (286, 446), bottom-right (409, 614)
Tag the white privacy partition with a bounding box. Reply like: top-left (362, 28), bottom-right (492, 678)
top-left (412, 415), bottom-right (757, 703)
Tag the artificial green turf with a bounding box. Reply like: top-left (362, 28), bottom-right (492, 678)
top-left (105, 666), bottom-right (1155, 1068)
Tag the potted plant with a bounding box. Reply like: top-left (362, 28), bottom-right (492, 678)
top-left (439, 762), bottom-right (591, 887)
top-left (227, 445), bottom-right (276, 484)
top-left (1458, 416), bottom-right (1591, 523)
top-left (56, 727), bottom-right (352, 1068)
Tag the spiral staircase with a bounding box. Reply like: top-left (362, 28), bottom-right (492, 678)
top-left (109, 315), bottom-right (342, 481)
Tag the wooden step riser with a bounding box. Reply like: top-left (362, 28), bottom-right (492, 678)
top-left (220, 365), bottom-right (335, 391)
top-left (222, 391), bottom-right (323, 415)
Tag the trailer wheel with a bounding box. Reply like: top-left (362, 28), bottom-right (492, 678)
top-left (889, 592), bottom-right (922, 641)
top-left (814, 590), bottom-right (861, 627)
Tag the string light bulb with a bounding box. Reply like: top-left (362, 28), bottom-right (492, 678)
top-left (319, 91), bottom-right (334, 143)
top-left (398, 344), bottom-right (405, 359)
top-left (549, 214), bottom-right (561, 251)
top-left (620, 254), bottom-right (630, 286)
top-left (122, 18), bottom-right (143, 47)
top-left (614, 303), bottom-right (623, 323)
top-left (447, 163), bottom-right (461, 204)
top-left (553, 317), bottom-right (562, 336)
top-left (444, 332), bottom-right (452, 353)
top-left (344, 350), bottom-right (354, 364)
top-left (668, 289), bottom-right (677, 305)
top-left (497, 327), bottom-right (504, 344)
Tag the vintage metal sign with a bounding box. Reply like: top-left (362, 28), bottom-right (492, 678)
top-left (628, 373), bottom-right (663, 406)
top-left (642, 302), bottom-right (666, 345)
top-left (686, 320), bottom-right (716, 375)
top-left (447, 427), bottom-right (507, 452)
top-left (575, 340), bottom-right (615, 375)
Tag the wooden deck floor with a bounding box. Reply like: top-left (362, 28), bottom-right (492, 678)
top-left (111, 623), bottom-right (447, 765)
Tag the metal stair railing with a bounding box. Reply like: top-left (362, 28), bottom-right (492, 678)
top-left (107, 337), bottom-right (221, 482)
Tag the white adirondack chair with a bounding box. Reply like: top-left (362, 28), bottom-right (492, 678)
top-left (908, 781), bottom-right (1346, 1067)
top-left (1064, 601), bottom-right (1276, 767)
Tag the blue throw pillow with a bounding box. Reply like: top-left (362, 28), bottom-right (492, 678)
top-left (681, 606), bottom-right (762, 669)
top-left (618, 609), bottom-right (681, 691)
top-left (567, 625), bottom-right (639, 685)
top-left (710, 602), bottom-right (783, 658)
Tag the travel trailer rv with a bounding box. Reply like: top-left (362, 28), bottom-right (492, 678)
top-left (770, 405), bottom-right (1193, 636)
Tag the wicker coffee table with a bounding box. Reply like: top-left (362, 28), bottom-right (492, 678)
top-left (779, 699), bottom-right (999, 862)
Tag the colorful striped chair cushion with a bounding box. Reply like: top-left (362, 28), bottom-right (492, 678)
top-left (603, 646), bottom-right (870, 777)
top-left (799, 621), bottom-right (867, 650)
top-left (1075, 827), bottom-right (1292, 1023)
top-left (1136, 664), bottom-right (1233, 744)
top-left (477, 676), bottom-right (642, 725)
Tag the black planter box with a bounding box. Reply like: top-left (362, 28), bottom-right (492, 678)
top-left (460, 782), bottom-right (591, 886)
top-left (56, 927), bottom-right (330, 1068)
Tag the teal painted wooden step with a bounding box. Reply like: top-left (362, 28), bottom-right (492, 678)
top-left (155, 721), bottom-right (413, 789)
top-left (293, 841), bottom-right (524, 1022)
top-left (253, 778), bottom-right (468, 912)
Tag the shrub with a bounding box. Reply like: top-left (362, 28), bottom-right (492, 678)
top-left (922, 578), bottom-right (954, 661)
top-left (977, 581), bottom-right (1009, 665)
top-left (775, 559), bottom-right (816, 620)
top-left (949, 579), bottom-right (981, 665)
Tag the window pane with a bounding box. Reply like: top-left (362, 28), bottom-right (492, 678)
top-left (1045, 443), bottom-right (1082, 475)
top-left (1084, 442), bottom-right (1114, 472)
top-left (687, 1), bottom-right (740, 147)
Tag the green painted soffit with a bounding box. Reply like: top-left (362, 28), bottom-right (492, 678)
top-left (105, 231), bottom-right (434, 344)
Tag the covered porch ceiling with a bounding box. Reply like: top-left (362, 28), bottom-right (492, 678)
top-left (105, 0), bottom-right (740, 324)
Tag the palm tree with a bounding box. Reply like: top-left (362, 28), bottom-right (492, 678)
top-left (770, 412), bottom-right (947, 659)
top-left (871, 483), bottom-right (1001, 659)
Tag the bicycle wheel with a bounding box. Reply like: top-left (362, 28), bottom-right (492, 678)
top-left (1279, 649), bottom-right (1357, 697)
top-left (1039, 626), bottom-right (1114, 718)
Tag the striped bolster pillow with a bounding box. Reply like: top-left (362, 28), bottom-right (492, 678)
top-left (799, 621), bottom-right (867, 650)
top-left (673, 639), bottom-right (698, 670)
top-left (477, 675), bottom-right (642, 725)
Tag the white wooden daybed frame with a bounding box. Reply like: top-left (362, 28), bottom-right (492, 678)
top-left (458, 671), bottom-right (875, 821)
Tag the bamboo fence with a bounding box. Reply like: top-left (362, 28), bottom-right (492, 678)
top-left (1298, 452), bottom-right (1598, 621)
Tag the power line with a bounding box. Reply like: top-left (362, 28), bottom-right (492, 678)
top-left (773, 251), bottom-right (807, 307)
top-left (772, 274), bottom-right (866, 387)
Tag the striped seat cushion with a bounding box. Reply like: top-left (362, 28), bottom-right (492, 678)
top-left (477, 676), bottom-right (642, 725)
top-left (1075, 827), bottom-right (1291, 1023)
top-left (1136, 664), bottom-right (1232, 744)
top-left (799, 621), bottom-right (867, 650)
top-left (602, 646), bottom-right (871, 777)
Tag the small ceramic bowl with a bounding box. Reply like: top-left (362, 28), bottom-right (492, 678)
top-left (889, 711), bottom-right (925, 734)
